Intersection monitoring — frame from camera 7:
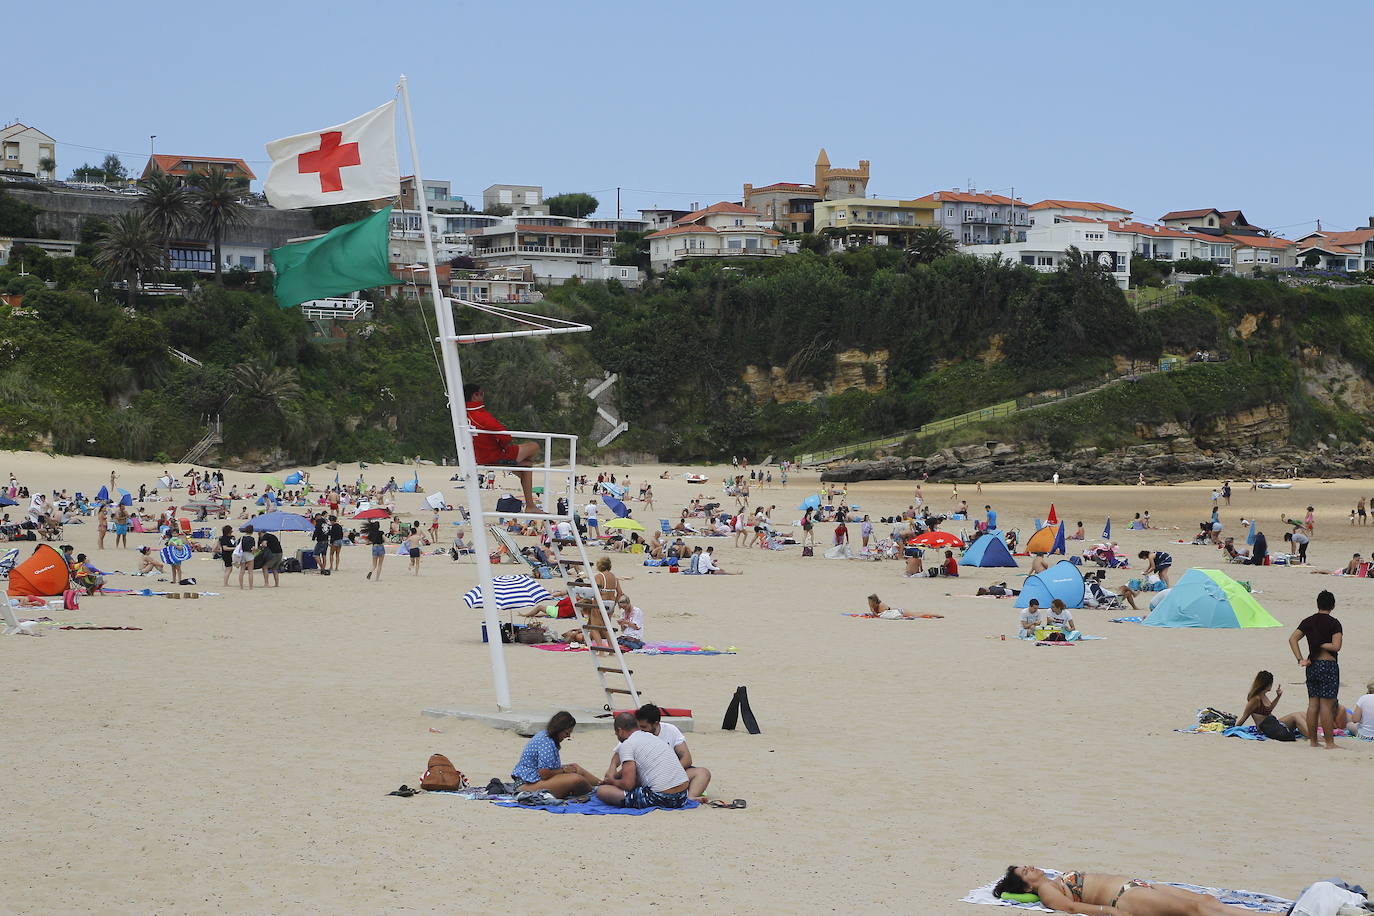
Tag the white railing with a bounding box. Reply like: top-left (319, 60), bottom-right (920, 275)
top-left (300, 298), bottom-right (373, 321)
top-left (673, 247), bottom-right (781, 258)
top-left (475, 245), bottom-right (612, 258)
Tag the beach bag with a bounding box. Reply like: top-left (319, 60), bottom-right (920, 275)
top-left (1258, 714), bottom-right (1298, 742)
top-left (515, 623), bottom-right (548, 644)
top-left (495, 495), bottom-right (522, 513)
top-left (419, 753), bottom-right (468, 791)
top-left (63, 589), bottom-right (79, 611)
top-left (802, 546), bottom-right (814, 557)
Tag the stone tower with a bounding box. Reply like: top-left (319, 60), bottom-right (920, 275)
top-left (814, 148), bottom-right (870, 200)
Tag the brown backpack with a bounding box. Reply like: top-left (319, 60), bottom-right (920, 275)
top-left (420, 753), bottom-right (468, 791)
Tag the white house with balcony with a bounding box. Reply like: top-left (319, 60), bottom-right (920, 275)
top-left (467, 215), bottom-right (641, 286)
top-left (964, 220), bottom-right (1132, 288)
top-left (644, 202), bottom-right (782, 271)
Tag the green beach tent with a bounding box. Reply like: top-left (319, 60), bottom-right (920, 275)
top-left (1143, 569), bottom-right (1280, 628)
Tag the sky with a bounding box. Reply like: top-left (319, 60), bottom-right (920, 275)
top-left (8, 0), bottom-right (1373, 236)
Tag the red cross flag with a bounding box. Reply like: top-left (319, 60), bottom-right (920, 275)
top-left (263, 101), bottom-right (400, 209)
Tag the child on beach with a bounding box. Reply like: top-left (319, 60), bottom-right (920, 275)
top-left (406, 526), bottom-right (423, 575)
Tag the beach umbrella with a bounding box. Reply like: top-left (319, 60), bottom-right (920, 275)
top-left (118, 488), bottom-right (133, 507)
top-left (96, 485), bottom-right (110, 503)
top-left (605, 517), bottom-right (645, 532)
top-left (0, 496), bottom-right (15, 507)
top-left (1047, 503), bottom-right (1058, 524)
top-left (264, 475), bottom-right (284, 489)
top-left (400, 472), bottom-right (420, 493)
top-left (1102, 517), bottom-right (1111, 539)
top-left (601, 493), bottom-right (630, 518)
top-left (914, 530), bottom-right (964, 549)
top-left (462, 574), bottom-right (552, 611)
top-left (284, 472), bottom-right (304, 485)
top-left (353, 508), bottom-right (390, 520)
top-left (798, 494), bottom-right (821, 511)
top-left (602, 482), bottom-right (626, 499)
top-left (242, 511), bottom-right (314, 533)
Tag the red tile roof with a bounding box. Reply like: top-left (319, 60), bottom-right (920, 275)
top-left (916, 191), bottom-right (1025, 206)
top-left (1030, 199), bottom-right (1131, 213)
top-left (1220, 234), bottom-right (1293, 250)
top-left (1159, 208), bottom-right (1221, 221)
top-left (646, 225), bottom-right (718, 239)
top-left (143, 153), bottom-right (257, 181)
top-left (674, 201), bottom-right (761, 224)
top-left (513, 224), bottom-right (613, 236)
top-left (1294, 228), bottom-right (1374, 254)
top-left (1053, 214), bottom-right (1106, 223)
top-left (1107, 221), bottom-right (1197, 240)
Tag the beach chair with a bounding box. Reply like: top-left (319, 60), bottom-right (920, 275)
top-left (659, 519), bottom-right (673, 542)
top-left (178, 518), bottom-right (193, 536)
top-left (3, 598), bottom-right (42, 636)
top-left (0, 547), bottom-right (19, 578)
top-left (487, 525), bottom-right (558, 579)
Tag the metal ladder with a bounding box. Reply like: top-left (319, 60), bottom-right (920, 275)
top-left (473, 436), bottom-right (641, 712)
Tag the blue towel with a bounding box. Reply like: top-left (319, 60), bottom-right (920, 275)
top-left (1110, 616), bottom-right (1144, 623)
top-left (1222, 725), bottom-right (1266, 740)
top-left (495, 796), bottom-right (699, 815)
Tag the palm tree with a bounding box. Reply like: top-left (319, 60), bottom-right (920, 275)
top-left (93, 211), bottom-right (162, 307)
top-left (232, 358), bottom-right (303, 417)
top-left (191, 167), bottom-right (248, 285)
top-left (904, 226), bottom-right (958, 265)
top-left (36, 156), bottom-right (56, 180)
top-left (139, 167), bottom-right (196, 270)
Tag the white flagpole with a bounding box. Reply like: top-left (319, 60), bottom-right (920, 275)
top-left (397, 74), bottom-right (512, 710)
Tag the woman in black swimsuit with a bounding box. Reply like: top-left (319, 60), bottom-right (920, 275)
top-left (995, 865), bottom-right (1250, 914)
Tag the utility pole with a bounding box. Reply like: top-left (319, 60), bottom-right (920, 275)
top-left (616, 186), bottom-right (621, 220)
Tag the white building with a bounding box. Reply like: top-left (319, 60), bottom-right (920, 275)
top-left (469, 214), bottom-right (641, 286)
top-left (644, 202), bottom-right (782, 271)
top-left (965, 220), bottom-right (1132, 288)
top-left (483, 184), bottom-right (547, 216)
top-left (0, 123), bottom-right (56, 177)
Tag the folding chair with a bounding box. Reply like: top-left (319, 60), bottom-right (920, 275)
top-left (487, 525), bottom-right (559, 579)
top-left (3, 599), bottom-right (42, 636)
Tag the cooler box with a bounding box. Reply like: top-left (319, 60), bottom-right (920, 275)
top-left (296, 548), bottom-right (318, 571)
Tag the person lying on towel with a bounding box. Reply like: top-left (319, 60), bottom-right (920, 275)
top-left (995, 865), bottom-right (1253, 914)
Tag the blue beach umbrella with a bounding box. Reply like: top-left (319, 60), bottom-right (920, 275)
top-left (1102, 517), bottom-right (1111, 540)
top-left (400, 472), bottom-right (420, 493)
top-left (242, 511), bottom-right (314, 533)
top-left (96, 485), bottom-right (110, 503)
top-left (798, 494), bottom-right (821, 511)
top-left (462, 575), bottom-right (552, 611)
top-left (118, 488), bottom-right (133, 507)
top-left (601, 493), bottom-right (630, 518)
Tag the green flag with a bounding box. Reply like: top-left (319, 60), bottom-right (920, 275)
top-left (271, 205), bottom-right (397, 309)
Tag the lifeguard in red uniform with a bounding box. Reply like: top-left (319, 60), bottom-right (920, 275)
top-left (463, 383), bottom-right (540, 509)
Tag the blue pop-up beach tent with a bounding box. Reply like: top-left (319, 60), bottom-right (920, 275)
top-left (241, 511), bottom-right (314, 533)
top-left (1142, 569), bottom-right (1281, 629)
top-left (962, 530), bottom-right (1017, 567)
top-left (1015, 559), bottom-right (1085, 608)
top-left (399, 472), bottom-right (420, 493)
top-left (284, 471), bottom-right (304, 485)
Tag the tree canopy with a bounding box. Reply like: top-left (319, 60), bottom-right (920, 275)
top-left (545, 192), bottom-right (599, 218)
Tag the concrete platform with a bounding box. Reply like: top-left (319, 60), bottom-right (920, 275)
top-left (422, 706), bottom-right (693, 737)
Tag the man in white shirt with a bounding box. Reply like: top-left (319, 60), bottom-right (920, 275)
top-left (554, 519), bottom-right (575, 542)
top-left (597, 713), bottom-right (690, 809)
top-left (584, 501), bottom-right (600, 539)
top-left (635, 703), bottom-right (710, 801)
top-left (699, 545), bottom-right (740, 575)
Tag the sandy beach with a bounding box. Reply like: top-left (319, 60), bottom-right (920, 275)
top-left (2, 450), bottom-right (1371, 914)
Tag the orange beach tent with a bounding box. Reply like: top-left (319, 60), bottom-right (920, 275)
top-left (8, 544), bottom-right (69, 597)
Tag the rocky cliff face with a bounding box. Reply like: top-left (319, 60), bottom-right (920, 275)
top-left (817, 401), bottom-right (1374, 484)
top-left (742, 349), bottom-right (887, 403)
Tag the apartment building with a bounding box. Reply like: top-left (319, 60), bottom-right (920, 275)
top-left (914, 190), bottom-right (1031, 245)
top-left (645, 202), bottom-right (781, 271)
top-left (811, 197), bottom-right (940, 248)
top-left (965, 220), bottom-right (1131, 288)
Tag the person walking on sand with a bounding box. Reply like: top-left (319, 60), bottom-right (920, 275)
top-left (113, 504), bottom-right (131, 549)
top-left (218, 525), bottom-right (236, 586)
top-left (1289, 590), bottom-right (1343, 749)
top-left (96, 502), bottom-right (108, 550)
top-left (327, 514), bottom-right (344, 572)
top-left (235, 525), bottom-right (256, 591)
top-left (365, 521), bottom-right (385, 581)
top-left (406, 526), bottom-right (423, 575)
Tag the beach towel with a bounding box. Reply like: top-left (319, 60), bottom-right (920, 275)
top-left (532, 641), bottom-right (735, 656)
top-left (495, 795), bottom-right (699, 816)
top-left (1110, 616), bottom-right (1145, 623)
top-left (843, 613), bottom-right (945, 619)
top-left (962, 873), bottom-right (1292, 912)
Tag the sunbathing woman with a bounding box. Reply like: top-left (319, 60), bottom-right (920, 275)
top-left (994, 865), bottom-right (1251, 914)
top-left (864, 594), bottom-right (921, 619)
top-left (1235, 670), bottom-right (1304, 732)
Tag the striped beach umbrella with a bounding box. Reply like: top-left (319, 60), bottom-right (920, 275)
top-left (462, 574), bottom-right (552, 611)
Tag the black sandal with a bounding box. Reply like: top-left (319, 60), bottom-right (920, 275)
top-left (387, 784), bottom-right (420, 797)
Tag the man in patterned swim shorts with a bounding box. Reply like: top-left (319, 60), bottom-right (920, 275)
top-left (1290, 589), bottom-right (1343, 749)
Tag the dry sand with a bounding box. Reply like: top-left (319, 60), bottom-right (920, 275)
top-left (2, 450), bottom-right (1371, 914)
